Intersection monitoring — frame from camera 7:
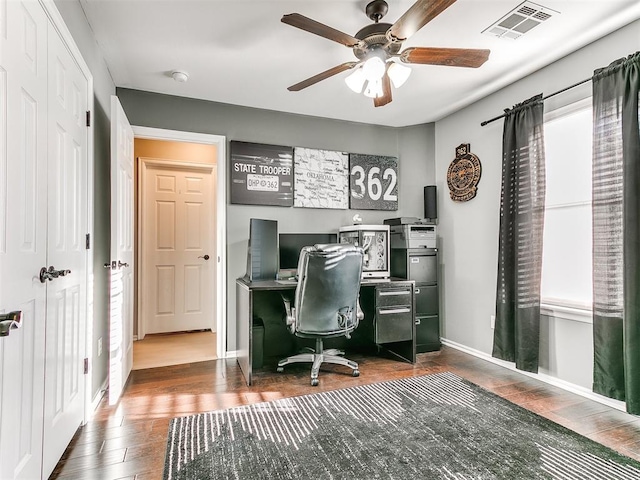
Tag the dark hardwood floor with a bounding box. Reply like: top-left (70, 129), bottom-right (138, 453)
top-left (50, 346), bottom-right (640, 479)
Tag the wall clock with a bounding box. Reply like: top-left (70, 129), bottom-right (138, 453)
top-left (447, 143), bottom-right (481, 202)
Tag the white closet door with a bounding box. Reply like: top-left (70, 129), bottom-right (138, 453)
top-left (41, 22), bottom-right (88, 479)
top-left (0, 0), bottom-right (48, 478)
top-left (109, 96), bottom-right (134, 405)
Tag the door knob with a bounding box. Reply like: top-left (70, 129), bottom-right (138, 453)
top-left (117, 260), bottom-right (129, 268)
top-left (39, 266), bottom-right (71, 283)
top-left (0, 311), bottom-right (22, 337)
top-left (198, 255), bottom-right (210, 260)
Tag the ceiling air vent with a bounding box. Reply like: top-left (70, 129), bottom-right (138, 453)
top-left (482, 1), bottom-right (558, 40)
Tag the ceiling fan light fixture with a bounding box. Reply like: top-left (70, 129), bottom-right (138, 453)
top-left (362, 54), bottom-right (386, 82)
top-left (363, 78), bottom-right (384, 98)
top-left (345, 67), bottom-right (366, 93)
top-left (387, 62), bottom-right (411, 88)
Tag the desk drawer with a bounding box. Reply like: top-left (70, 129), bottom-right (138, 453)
top-left (375, 306), bottom-right (413, 343)
top-left (376, 287), bottom-right (413, 307)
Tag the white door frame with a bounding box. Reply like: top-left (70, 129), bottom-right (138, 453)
top-left (138, 157), bottom-right (215, 338)
top-left (132, 126), bottom-right (227, 358)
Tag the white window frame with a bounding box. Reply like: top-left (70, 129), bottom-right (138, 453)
top-left (541, 97), bottom-right (593, 324)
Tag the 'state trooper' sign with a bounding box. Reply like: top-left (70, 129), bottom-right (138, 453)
top-left (230, 141), bottom-right (294, 206)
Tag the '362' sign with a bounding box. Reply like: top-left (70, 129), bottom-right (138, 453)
top-left (349, 154), bottom-right (398, 211)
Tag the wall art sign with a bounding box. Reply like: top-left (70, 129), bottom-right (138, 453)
top-left (349, 153), bottom-right (398, 211)
top-left (447, 143), bottom-right (482, 202)
top-left (230, 141), bottom-right (294, 206)
top-left (293, 147), bottom-right (349, 209)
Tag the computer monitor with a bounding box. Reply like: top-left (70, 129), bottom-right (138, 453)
top-left (278, 233), bottom-right (338, 270)
top-left (245, 218), bottom-right (278, 281)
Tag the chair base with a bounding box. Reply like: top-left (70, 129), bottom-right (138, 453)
top-left (277, 339), bottom-right (359, 386)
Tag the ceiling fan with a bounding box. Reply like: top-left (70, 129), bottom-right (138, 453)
top-left (282, 0), bottom-right (490, 107)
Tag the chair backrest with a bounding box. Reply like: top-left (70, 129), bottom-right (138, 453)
top-left (293, 243), bottom-right (364, 337)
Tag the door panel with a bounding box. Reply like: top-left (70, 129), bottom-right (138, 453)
top-left (141, 162), bottom-right (214, 335)
top-left (0, 1), bottom-right (48, 478)
top-left (184, 265), bottom-right (202, 312)
top-left (109, 96), bottom-right (134, 405)
top-left (42, 23), bottom-right (87, 479)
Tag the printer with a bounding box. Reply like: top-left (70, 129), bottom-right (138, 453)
top-left (384, 217), bottom-right (437, 249)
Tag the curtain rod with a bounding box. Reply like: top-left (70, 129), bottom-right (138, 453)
top-left (480, 77), bottom-right (592, 127)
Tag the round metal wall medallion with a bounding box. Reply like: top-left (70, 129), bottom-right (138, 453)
top-left (447, 143), bottom-right (481, 202)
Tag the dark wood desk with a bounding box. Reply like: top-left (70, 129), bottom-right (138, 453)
top-left (236, 277), bottom-right (416, 385)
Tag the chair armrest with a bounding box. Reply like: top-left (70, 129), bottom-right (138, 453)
top-left (356, 296), bottom-right (364, 323)
top-left (280, 293), bottom-right (296, 334)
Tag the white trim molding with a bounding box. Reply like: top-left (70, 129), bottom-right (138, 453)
top-left (540, 302), bottom-right (592, 324)
top-left (131, 126), bottom-right (227, 358)
top-left (441, 338), bottom-right (627, 412)
top-left (90, 379), bottom-right (108, 417)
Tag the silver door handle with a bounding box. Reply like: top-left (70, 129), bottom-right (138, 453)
top-left (117, 261), bottom-right (129, 268)
top-left (39, 266), bottom-right (71, 283)
top-left (0, 311), bottom-right (22, 337)
top-left (104, 262), bottom-right (113, 269)
top-left (198, 255), bottom-right (210, 260)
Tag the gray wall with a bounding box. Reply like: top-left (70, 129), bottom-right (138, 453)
top-left (115, 88), bottom-right (435, 351)
top-left (434, 19), bottom-right (640, 390)
top-left (57, 0), bottom-right (636, 399)
top-left (55, 0), bottom-right (115, 401)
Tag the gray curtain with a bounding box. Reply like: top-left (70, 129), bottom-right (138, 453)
top-left (493, 94), bottom-right (546, 373)
top-left (592, 52), bottom-right (640, 414)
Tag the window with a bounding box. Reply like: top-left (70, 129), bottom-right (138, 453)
top-left (541, 100), bottom-right (592, 313)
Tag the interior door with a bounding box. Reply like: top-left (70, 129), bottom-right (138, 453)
top-left (140, 161), bottom-right (215, 336)
top-left (109, 96), bottom-right (134, 405)
top-left (41, 23), bottom-right (88, 478)
top-left (0, 1), bottom-right (48, 478)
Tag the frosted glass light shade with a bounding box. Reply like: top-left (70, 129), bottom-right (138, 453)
top-left (362, 56), bottom-right (386, 82)
top-left (345, 67), bottom-right (366, 93)
top-left (387, 62), bottom-right (411, 88)
top-left (363, 79), bottom-right (383, 98)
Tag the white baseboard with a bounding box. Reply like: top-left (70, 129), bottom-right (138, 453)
top-left (441, 338), bottom-right (627, 412)
top-left (133, 335), bottom-right (138, 342)
top-left (225, 350), bottom-right (238, 359)
top-left (90, 378), bottom-right (108, 414)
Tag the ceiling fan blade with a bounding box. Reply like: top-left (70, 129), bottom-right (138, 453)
top-left (374, 72), bottom-right (392, 107)
top-left (287, 62), bottom-right (358, 91)
top-left (387, 0), bottom-right (457, 42)
top-left (400, 47), bottom-right (490, 68)
top-left (282, 13), bottom-right (362, 47)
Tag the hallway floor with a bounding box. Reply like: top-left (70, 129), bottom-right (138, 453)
top-left (132, 331), bottom-right (217, 370)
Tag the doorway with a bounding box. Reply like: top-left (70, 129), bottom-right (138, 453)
top-left (131, 127), bottom-right (226, 370)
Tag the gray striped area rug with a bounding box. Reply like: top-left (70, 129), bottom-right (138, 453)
top-left (163, 372), bottom-right (640, 479)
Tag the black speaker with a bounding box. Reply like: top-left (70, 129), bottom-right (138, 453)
top-left (424, 186), bottom-right (437, 221)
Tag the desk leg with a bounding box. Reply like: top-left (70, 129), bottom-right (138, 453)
top-left (236, 283), bottom-right (252, 385)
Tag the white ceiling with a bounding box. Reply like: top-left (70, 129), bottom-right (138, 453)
top-left (79, 0), bottom-right (640, 127)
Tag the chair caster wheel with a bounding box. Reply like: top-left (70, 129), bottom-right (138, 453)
top-left (276, 367), bottom-right (284, 373)
top-left (352, 370), bottom-right (360, 377)
top-left (311, 378), bottom-right (319, 386)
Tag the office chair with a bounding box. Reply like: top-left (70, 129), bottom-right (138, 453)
top-left (277, 243), bottom-right (365, 386)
